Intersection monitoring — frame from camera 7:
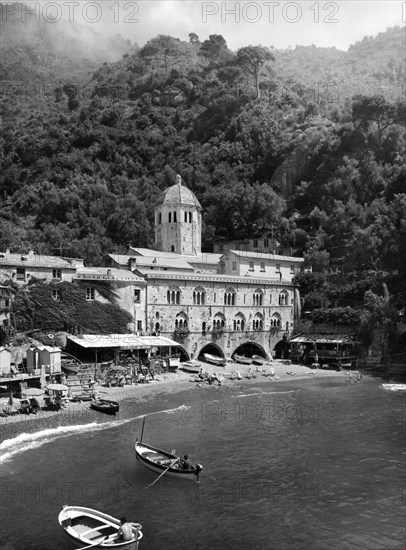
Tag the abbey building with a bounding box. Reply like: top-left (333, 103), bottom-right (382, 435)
top-left (104, 175), bottom-right (305, 360)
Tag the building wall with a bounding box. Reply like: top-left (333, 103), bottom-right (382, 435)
top-left (145, 276), bottom-right (296, 358)
top-left (155, 203), bottom-right (202, 255)
top-left (0, 266), bottom-right (77, 284)
top-left (221, 252), bottom-right (303, 282)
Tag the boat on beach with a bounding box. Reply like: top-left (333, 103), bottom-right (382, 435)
top-left (90, 399), bottom-right (120, 415)
top-left (58, 505), bottom-right (143, 548)
top-left (203, 353), bottom-right (226, 366)
top-left (135, 440), bottom-right (203, 481)
top-left (181, 360), bottom-right (202, 373)
top-left (252, 355), bottom-right (267, 365)
top-left (233, 354), bottom-right (252, 365)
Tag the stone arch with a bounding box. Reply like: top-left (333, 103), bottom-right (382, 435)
top-left (198, 342), bottom-right (226, 361)
top-left (233, 341), bottom-right (269, 359)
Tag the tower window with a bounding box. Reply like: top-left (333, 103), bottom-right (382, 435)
top-left (169, 212), bottom-right (172, 223)
top-left (159, 213), bottom-right (162, 224)
top-left (171, 245), bottom-right (175, 252)
top-left (174, 212), bottom-right (177, 222)
top-left (189, 212), bottom-right (192, 223)
top-left (184, 212), bottom-right (188, 222)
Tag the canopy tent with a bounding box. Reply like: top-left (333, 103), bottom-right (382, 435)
top-left (289, 335), bottom-right (355, 344)
top-left (67, 334), bottom-right (182, 363)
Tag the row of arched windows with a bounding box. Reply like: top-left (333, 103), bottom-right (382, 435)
top-left (169, 312), bottom-right (284, 333)
top-left (165, 287), bottom-right (290, 306)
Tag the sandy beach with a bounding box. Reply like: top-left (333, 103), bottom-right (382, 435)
top-left (0, 360), bottom-right (350, 444)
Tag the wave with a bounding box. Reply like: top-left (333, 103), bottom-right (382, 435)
top-left (232, 390), bottom-right (298, 398)
top-left (1, 405), bottom-right (191, 464)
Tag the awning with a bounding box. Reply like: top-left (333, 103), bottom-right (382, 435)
top-left (67, 334), bottom-right (181, 350)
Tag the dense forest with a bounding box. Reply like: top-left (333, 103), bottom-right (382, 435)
top-left (0, 6), bottom-right (405, 347)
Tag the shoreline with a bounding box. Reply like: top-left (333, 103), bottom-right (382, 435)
top-left (0, 360), bottom-right (362, 444)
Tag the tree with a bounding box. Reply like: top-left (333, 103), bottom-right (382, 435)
top-left (236, 46), bottom-right (274, 98)
top-left (139, 35), bottom-right (184, 73)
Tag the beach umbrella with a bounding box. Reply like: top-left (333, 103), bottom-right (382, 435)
top-left (47, 383), bottom-right (69, 391)
top-left (24, 388), bottom-right (45, 397)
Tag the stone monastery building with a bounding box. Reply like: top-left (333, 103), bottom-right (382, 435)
top-left (0, 175), bottom-right (305, 361)
top-left (104, 175), bottom-right (304, 360)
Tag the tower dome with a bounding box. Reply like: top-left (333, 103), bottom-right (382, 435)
top-left (157, 174), bottom-right (201, 208)
top-left (154, 174), bottom-right (202, 256)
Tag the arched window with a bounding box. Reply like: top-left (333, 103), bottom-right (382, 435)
top-left (155, 322), bottom-right (160, 332)
top-left (224, 287), bottom-right (236, 306)
top-left (158, 213), bottom-right (162, 224)
top-left (189, 212), bottom-right (192, 223)
top-left (193, 286), bottom-right (206, 305)
top-left (233, 313), bottom-right (246, 332)
top-left (174, 211), bottom-right (177, 222)
top-left (168, 212), bottom-right (172, 223)
top-left (253, 313), bottom-right (264, 331)
top-left (175, 312), bottom-right (188, 329)
top-left (213, 313), bottom-right (226, 329)
top-left (202, 321), bottom-right (206, 333)
top-left (270, 313), bottom-right (282, 328)
top-left (279, 290), bottom-right (289, 306)
top-left (253, 289), bottom-right (264, 306)
top-left (167, 285), bottom-right (181, 304)
top-left (184, 211), bottom-right (188, 222)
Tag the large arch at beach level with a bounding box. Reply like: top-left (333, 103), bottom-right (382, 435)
top-left (233, 342), bottom-right (268, 359)
top-left (273, 338), bottom-right (290, 359)
top-left (198, 343), bottom-right (225, 361)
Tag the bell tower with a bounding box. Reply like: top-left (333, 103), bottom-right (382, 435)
top-left (154, 174), bottom-right (202, 256)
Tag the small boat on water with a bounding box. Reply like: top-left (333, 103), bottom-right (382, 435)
top-left (90, 399), bottom-right (119, 415)
top-left (203, 353), bottom-right (226, 366)
top-left (233, 354), bottom-right (252, 365)
top-left (58, 505), bottom-right (143, 548)
top-left (181, 360), bottom-right (202, 373)
top-left (135, 440), bottom-right (203, 481)
top-left (134, 417), bottom-right (202, 481)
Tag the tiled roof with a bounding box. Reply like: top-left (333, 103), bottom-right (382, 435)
top-left (228, 250), bottom-right (304, 262)
top-left (156, 176), bottom-right (201, 207)
top-left (0, 252), bottom-right (82, 268)
top-left (74, 267), bottom-right (145, 282)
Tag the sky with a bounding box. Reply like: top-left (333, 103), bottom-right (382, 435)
top-left (3, 0), bottom-right (405, 51)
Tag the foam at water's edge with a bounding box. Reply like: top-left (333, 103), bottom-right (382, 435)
top-left (0, 404), bottom-right (191, 464)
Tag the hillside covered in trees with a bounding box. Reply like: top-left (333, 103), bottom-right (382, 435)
top-left (0, 9), bottom-right (405, 344)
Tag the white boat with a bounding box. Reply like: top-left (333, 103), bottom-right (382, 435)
top-left (203, 353), bottom-right (226, 366)
top-left (181, 361), bottom-right (202, 373)
top-left (59, 505), bottom-right (143, 548)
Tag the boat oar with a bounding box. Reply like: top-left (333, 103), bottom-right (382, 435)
top-left (76, 537), bottom-right (107, 550)
top-left (145, 458), bottom-right (179, 489)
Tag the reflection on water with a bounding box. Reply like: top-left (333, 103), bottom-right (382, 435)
top-left (1, 377), bottom-right (405, 550)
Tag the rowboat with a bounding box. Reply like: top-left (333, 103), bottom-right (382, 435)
top-left (135, 440), bottom-right (203, 481)
top-left (181, 360), bottom-right (202, 373)
top-left (90, 399), bottom-right (120, 415)
top-left (233, 354), bottom-right (252, 365)
top-left (252, 355), bottom-right (267, 365)
top-left (58, 505), bottom-right (143, 548)
top-left (61, 364), bottom-right (79, 375)
top-left (203, 353), bottom-right (226, 366)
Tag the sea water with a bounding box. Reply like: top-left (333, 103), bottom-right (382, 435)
top-left (1, 376), bottom-right (405, 550)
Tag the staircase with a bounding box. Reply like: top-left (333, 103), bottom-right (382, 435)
top-left (65, 364), bottom-right (96, 400)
